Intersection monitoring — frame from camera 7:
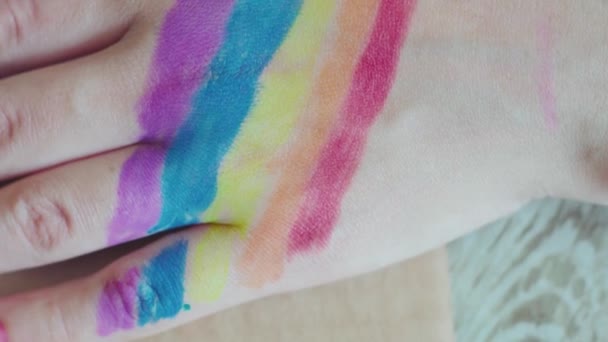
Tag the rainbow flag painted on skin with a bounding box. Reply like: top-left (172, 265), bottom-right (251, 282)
top-left (98, 0), bottom-right (417, 336)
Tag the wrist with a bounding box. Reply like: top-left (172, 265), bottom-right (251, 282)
top-left (409, 0), bottom-right (607, 203)
top-left (394, 1), bottom-right (560, 203)
top-left (532, 3), bottom-right (608, 202)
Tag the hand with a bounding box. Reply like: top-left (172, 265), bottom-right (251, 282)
top-left (0, 0), bottom-right (606, 341)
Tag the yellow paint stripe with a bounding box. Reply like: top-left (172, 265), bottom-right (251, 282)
top-left (202, 0), bottom-right (338, 228)
top-left (189, 0), bottom-right (339, 300)
top-left (187, 226), bottom-right (238, 302)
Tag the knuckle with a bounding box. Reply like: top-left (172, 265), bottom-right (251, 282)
top-left (11, 191), bottom-right (74, 254)
top-left (0, 102), bottom-right (23, 154)
top-left (43, 299), bottom-right (78, 342)
top-left (0, 0), bottom-right (41, 49)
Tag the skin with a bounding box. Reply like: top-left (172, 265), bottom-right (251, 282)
top-left (0, 0), bottom-right (607, 340)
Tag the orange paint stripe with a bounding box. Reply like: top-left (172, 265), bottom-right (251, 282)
top-left (238, 0), bottom-right (381, 287)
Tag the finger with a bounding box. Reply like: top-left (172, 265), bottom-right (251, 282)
top-left (0, 0), bottom-right (140, 77)
top-left (0, 145), bottom-right (143, 272)
top-left (0, 28), bottom-right (152, 180)
top-left (0, 224), bottom-right (346, 342)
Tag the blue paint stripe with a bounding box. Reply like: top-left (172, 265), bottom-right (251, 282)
top-left (151, 0), bottom-right (303, 232)
top-left (138, 240), bottom-right (189, 326)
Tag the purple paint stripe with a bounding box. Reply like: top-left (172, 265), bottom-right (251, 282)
top-left (97, 268), bottom-right (141, 337)
top-left (107, 0), bottom-right (235, 245)
top-left (140, 0), bottom-right (237, 139)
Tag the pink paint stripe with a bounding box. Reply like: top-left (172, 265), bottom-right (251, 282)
top-left (288, 0), bottom-right (417, 254)
top-left (537, 16), bottom-right (558, 130)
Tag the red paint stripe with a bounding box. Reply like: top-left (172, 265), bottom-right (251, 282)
top-left (288, 0), bottom-right (417, 254)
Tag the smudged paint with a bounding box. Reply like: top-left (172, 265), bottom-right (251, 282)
top-left (104, 2), bottom-right (417, 330)
top-left (96, 240), bottom-right (189, 335)
top-left (97, 268), bottom-right (141, 336)
top-left (99, 0), bottom-right (419, 336)
top-left (0, 321), bottom-right (8, 342)
top-left (288, 0), bottom-right (417, 254)
top-left (152, 0), bottom-right (304, 233)
top-left (188, 226), bottom-right (237, 302)
top-left (138, 240), bottom-right (189, 326)
top-left (238, 0), bottom-right (382, 286)
top-left (107, 0), bottom-right (236, 245)
top-left (537, 14), bottom-right (558, 130)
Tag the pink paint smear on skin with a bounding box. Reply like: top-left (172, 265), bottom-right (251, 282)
top-left (288, 0), bottom-right (418, 254)
top-left (537, 15), bottom-right (558, 130)
top-left (0, 321), bottom-right (8, 342)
